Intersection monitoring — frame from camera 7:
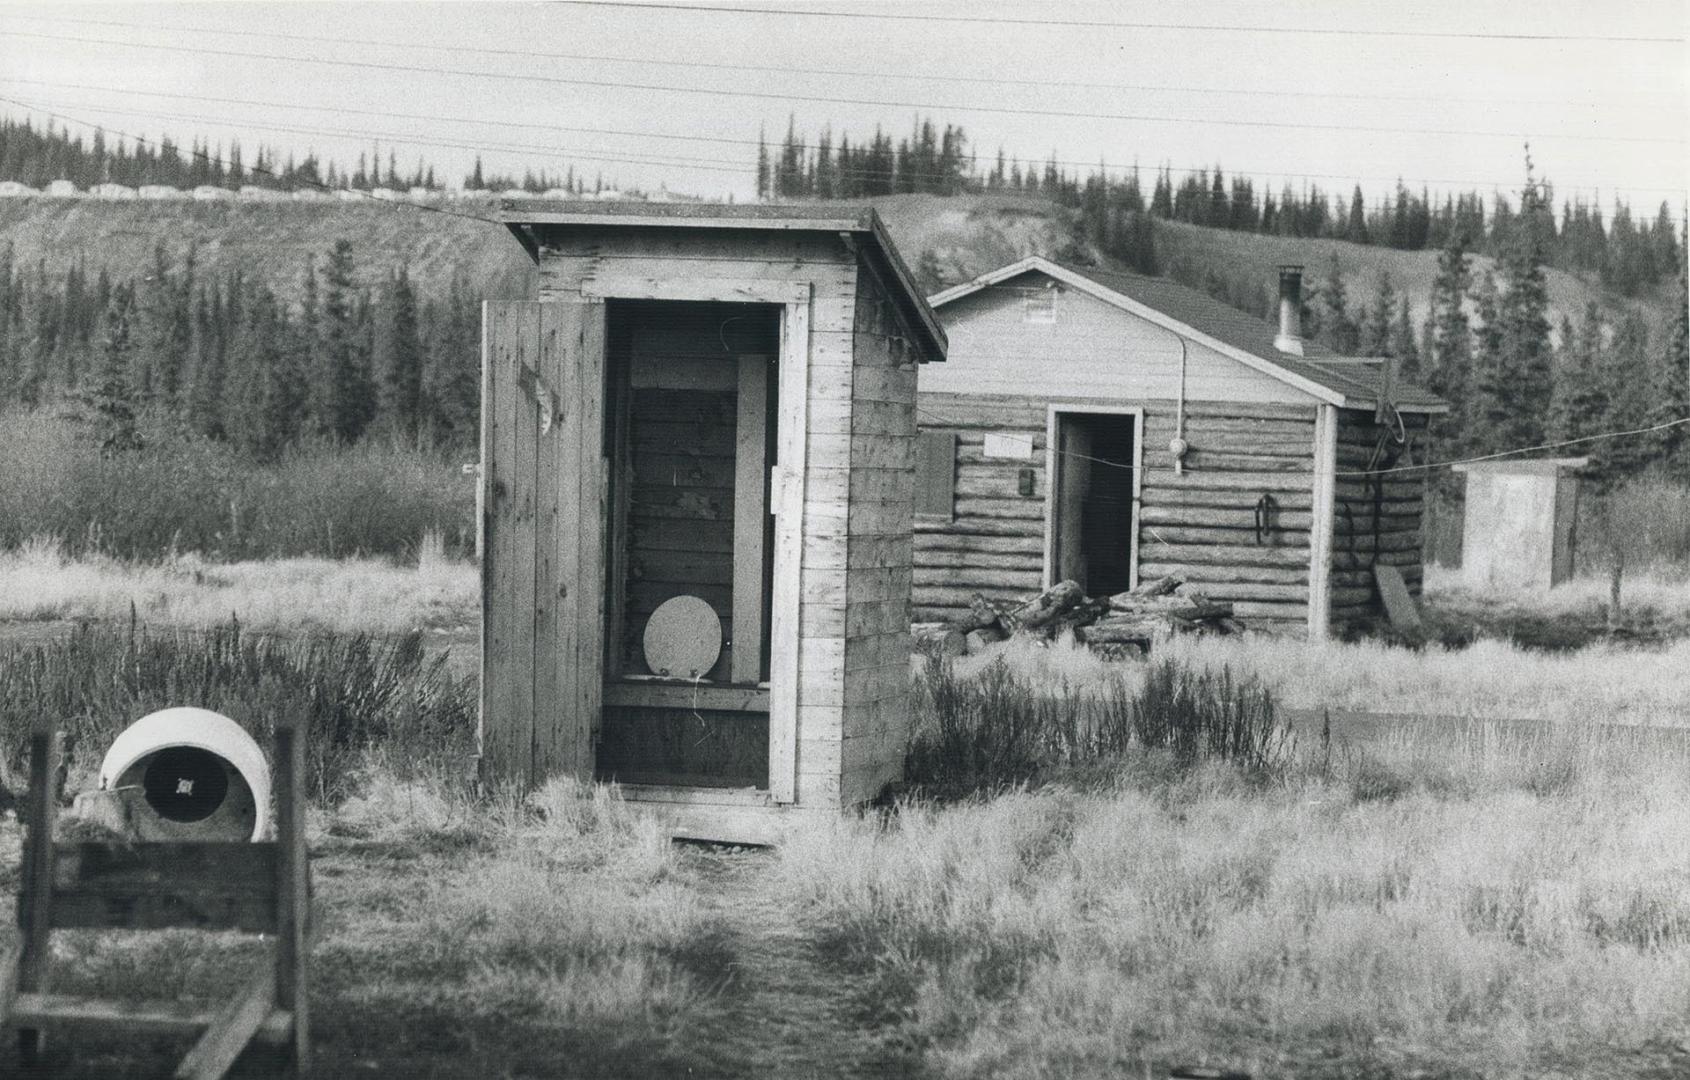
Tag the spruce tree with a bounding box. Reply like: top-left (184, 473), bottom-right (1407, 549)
top-left (376, 265), bottom-right (423, 442)
top-left (1346, 186), bottom-right (1369, 244)
top-left (1601, 310), bottom-right (1654, 484)
top-left (1484, 165), bottom-right (1555, 450)
top-left (1362, 272), bottom-right (1396, 356)
top-left (1390, 298), bottom-right (1421, 380)
top-left (85, 286), bottom-right (143, 455)
top-left (1315, 254), bottom-right (1359, 353)
top-left (314, 240), bottom-right (375, 442)
top-left (1547, 304), bottom-right (1613, 482)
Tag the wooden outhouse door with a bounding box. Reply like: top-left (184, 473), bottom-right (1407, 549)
top-left (480, 300), bottom-right (608, 788)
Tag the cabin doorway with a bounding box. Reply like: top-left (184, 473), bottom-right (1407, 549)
top-left (1045, 408), bottom-right (1143, 597)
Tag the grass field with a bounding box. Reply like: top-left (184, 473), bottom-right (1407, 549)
top-left (2, 544), bottom-right (1688, 1077)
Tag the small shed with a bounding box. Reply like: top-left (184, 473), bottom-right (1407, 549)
top-left (483, 201), bottom-right (945, 842)
top-left (1451, 458), bottom-right (1587, 589)
top-left (915, 256), bottom-right (1447, 639)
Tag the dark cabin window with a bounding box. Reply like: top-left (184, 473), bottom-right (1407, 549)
top-left (915, 430), bottom-right (957, 520)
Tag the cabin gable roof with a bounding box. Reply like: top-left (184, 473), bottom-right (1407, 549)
top-left (929, 256), bottom-right (1446, 413)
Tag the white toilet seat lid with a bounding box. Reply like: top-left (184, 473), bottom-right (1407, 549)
top-left (643, 595), bottom-right (723, 678)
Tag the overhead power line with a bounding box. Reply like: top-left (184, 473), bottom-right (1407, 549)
top-left (1334, 417), bottom-right (1690, 478)
top-left (553, 0), bottom-right (1687, 45)
top-left (7, 85), bottom-right (1685, 202)
top-left (4, 29), bottom-right (1681, 147)
top-left (3, 11), bottom-right (1669, 110)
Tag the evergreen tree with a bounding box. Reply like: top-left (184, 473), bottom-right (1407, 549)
top-left (1481, 164), bottom-right (1555, 449)
top-left (314, 240), bottom-right (375, 441)
top-left (1315, 254), bottom-right (1359, 353)
top-left (1390, 298), bottom-right (1421, 380)
top-left (84, 286), bottom-right (143, 455)
top-left (1549, 304), bottom-right (1610, 458)
top-left (375, 264), bottom-right (424, 442)
top-left (1362, 272), bottom-right (1396, 356)
top-left (755, 127), bottom-right (769, 200)
top-left (1601, 310), bottom-right (1655, 484)
top-left (1345, 186), bottom-right (1369, 244)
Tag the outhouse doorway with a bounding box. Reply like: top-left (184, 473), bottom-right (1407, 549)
top-left (598, 299), bottom-right (781, 790)
top-left (1044, 407), bottom-right (1143, 597)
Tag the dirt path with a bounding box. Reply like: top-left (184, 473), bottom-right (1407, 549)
top-left (684, 849), bottom-right (918, 1080)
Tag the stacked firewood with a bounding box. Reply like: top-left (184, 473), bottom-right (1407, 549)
top-left (917, 569), bottom-right (1245, 657)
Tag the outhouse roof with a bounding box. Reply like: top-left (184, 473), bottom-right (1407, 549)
top-left (500, 200), bottom-right (947, 361)
top-left (930, 256), bottom-right (1447, 414)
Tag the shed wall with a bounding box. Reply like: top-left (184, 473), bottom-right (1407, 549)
top-left (840, 258), bottom-right (920, 806)
top-left (916, 393), bottom-right (1319, 635)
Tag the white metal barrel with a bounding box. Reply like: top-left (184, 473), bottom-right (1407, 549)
top-left (98, 708), bottom-right (273, 841)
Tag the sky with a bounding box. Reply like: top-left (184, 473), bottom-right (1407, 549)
top-left (0, 0), bottom-right (1684, 216)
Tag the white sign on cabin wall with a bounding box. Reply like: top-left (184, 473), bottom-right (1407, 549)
top-left (982, 432), bottom-right (1036, 460)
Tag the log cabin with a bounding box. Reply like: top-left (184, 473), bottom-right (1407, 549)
top-left (482, 201), bottom-right (945, 843)
top-left (914, 255), bottom-right (1447, 640)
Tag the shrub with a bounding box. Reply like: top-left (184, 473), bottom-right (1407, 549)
top-left (0, 411), bottom-right (475, 560)
top-left (906, 655), bottom-right (1282, 798)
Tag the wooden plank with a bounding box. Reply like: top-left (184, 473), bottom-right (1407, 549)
top-left (273, 719), bottom-right (310, 1072)
top-left (480, 302), bottom-right (521, 783)
top-left (510, 303), bottom-right (542, 783)
top-left (10, 993), bottom-right (214, 1037)
top-left (175, 961), bottom-right (277, 1080)
top-left (579, 275), bottom-right (810, 304)
top-left (47, 843), bottom-right (278, 933)
top-left (477, 301), bottom-right (494, 782)
top-left (733, 354), bottom-right (771, 684)
top-left (769, 289), bottom-right (811, 804)
top-left (535, 302), bottom-right (567, 775)
top-left (575, 302), bottom-right (609, 780)
top-left (1304, 405), bottom-right (1331, 642)
top-left (605, 681), bottom-right (770, 713)
top-left (17, 725), bottom-right (58, 1061)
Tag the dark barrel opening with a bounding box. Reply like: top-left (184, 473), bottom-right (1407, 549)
top-left (142, 746), bottom-right (231, 823)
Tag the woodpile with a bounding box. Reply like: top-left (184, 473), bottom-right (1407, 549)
top-left (916, 569), bottom-right (1246, 657)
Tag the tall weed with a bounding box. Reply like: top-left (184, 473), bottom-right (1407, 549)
top-left (0, 620), bottom-right (476, 800)
top-left (906, 654), bottom-right (1282, 798)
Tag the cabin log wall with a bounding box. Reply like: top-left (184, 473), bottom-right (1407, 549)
top-left (917, 393), bottom-right (1319, 635)
top-left (1330, 408), bottom-right (1431, 633)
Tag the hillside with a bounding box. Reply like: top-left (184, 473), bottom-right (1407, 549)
top-left (0, 196), bottom-right (534, 302)
top-left (0, 192), bottom-right (1671, 340)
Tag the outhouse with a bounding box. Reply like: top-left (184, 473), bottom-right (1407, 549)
top-left (1451, 458), bottom-right (1587, 589)
top-left (482, 201), bottom-right (946, 842)
top-left (914, 257), bottom-right (1448, 639)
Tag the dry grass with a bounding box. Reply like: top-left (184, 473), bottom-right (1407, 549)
top-left (0, 535), bottom-right (476, 635)
top-left (780, 736), bottom-right (1690, 1079)
top-left (950, 622), bottom-right (1690, 729)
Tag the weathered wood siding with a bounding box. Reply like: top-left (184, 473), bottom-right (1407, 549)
top-left (921, 274), bottom-right (1314, 404)
top-left (1330, 408), bottom-right (1430, 633)
top-left (481, 300), bottom-right (605, 788)
top-left (916, 393), bottom-right (1320, 635)
top-left (838, 256), bottom-right (920, 807)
